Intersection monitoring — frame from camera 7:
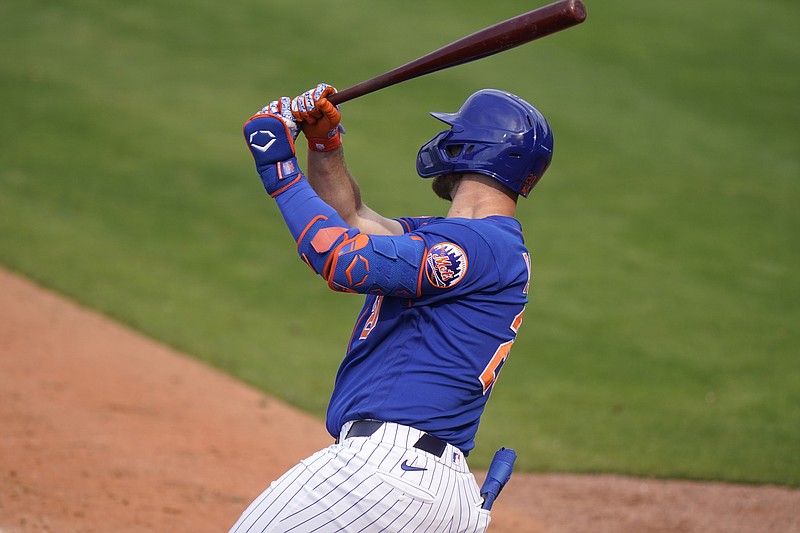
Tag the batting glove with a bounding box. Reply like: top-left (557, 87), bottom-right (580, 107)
top-left (243, 99), bottom-right (303, 197)
top-left (257, 97), bottom-right (299, 140)
top-left (291, 83), bottom-right (343, 152)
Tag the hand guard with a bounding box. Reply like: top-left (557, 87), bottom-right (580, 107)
top-left (291, 83), bottom-right (343, 152)
top-left (243, 109), bottom-right (303, 197)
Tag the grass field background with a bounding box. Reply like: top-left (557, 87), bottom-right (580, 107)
top-left (2, 0), bottom-right (798, 485)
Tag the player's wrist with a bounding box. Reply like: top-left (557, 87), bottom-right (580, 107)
top-left (306, 131), bottom-right (342, 152)
top-left (258, 157), bottom-right (303, 197)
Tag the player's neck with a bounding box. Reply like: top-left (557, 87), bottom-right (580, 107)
top-left (446, 174), bottom-right (518, 219)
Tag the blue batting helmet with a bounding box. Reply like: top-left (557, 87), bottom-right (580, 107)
top-left (416, 89), bottom-right (554, 197)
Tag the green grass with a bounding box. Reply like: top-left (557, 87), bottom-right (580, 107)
top-left (2, 0), bottom-right (798, 485)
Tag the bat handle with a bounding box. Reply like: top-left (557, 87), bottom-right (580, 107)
top-left (328, 83), bottom-right (372, 106)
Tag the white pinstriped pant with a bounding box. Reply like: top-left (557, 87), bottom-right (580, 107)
top-left (229, 421), bottom-right (491, 532)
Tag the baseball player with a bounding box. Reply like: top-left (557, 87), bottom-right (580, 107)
top-left (230, 84), bottom-right (553, 532)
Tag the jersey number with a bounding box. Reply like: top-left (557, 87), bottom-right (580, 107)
top-left (479, 307), bottom-right (525, 394)
top-left (479, 253), bottom-right (530, 394)
top-left (479, 340), bottom-right (513, 395)
top-left (359, 295), bottom-right (384, 340)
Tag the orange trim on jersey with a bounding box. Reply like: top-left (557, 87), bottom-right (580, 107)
top-left (359, 295), bottom-right (383, 340)
top-left (413, 236), bottom-right (427, 296)
top-left (511, 307), bottom-right (526, 333)
top-left (480, 340), bottom-right (513, 395)
top-left (348, 304), bottom-right (373, 351)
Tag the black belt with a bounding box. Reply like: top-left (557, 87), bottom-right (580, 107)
top-left (341, 420), bottom-right (448, 458)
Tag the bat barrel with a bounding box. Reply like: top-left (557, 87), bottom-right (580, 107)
top-left (328, 0), bottom-right (585, 105)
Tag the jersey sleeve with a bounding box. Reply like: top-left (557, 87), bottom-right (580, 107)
top-left (410, 220), bottom-right (506, 297)
top-left (395, 216), bottom-right (440, 233)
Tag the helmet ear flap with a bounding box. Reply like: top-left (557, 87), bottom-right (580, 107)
top-left (416, 131), bottom-right (455, 178)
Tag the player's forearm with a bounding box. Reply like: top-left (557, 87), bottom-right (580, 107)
top-left (305, 148), bottom-right (362, 226)
top-left (306, 148), bottom-right (404, 236)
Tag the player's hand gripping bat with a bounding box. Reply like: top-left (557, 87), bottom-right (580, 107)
top-left (327, 0), bottom-right (586, 106)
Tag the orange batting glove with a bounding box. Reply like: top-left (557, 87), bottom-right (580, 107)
top-left (291, 83), bottom-right (343, 152)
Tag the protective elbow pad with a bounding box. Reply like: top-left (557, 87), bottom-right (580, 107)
top-left (295, 215), bottom-right (355, 275)
top-left (326, 233), bottom-right (426, 297)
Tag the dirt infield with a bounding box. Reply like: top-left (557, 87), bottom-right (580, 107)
top-left (1, 267), bottom-right (798, 532)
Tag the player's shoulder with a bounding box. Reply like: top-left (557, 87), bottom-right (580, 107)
top-left (460, 215), bottom-right (524, 235)
top-left (395, 216), bottom-right (441, 233)
top-left (411, 216), bottom-right (524, 243)
top-left (417, 216), bottom-right (528, 293)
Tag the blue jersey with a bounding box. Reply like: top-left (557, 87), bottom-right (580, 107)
top-left (326, 216), bottom-right (531, 453)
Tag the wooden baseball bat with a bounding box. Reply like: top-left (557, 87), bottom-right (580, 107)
top-left (328, 0), bottom-right (586, 106)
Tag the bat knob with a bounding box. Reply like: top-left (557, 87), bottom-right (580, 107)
top-left (568, 0), bottom-right (587, 22)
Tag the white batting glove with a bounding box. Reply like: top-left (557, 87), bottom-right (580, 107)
top-left (256, 96), bottom-right (299, 141)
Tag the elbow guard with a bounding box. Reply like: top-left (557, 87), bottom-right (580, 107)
top-left (294, 215), bottom-right (355, 276)
top-left (282, 181), bottom-right (425, 296)
top-left (324, 233), bottom-right (426, 297)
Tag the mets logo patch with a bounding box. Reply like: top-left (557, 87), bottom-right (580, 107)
top-left (425, 242), bottom-right (468, 289)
